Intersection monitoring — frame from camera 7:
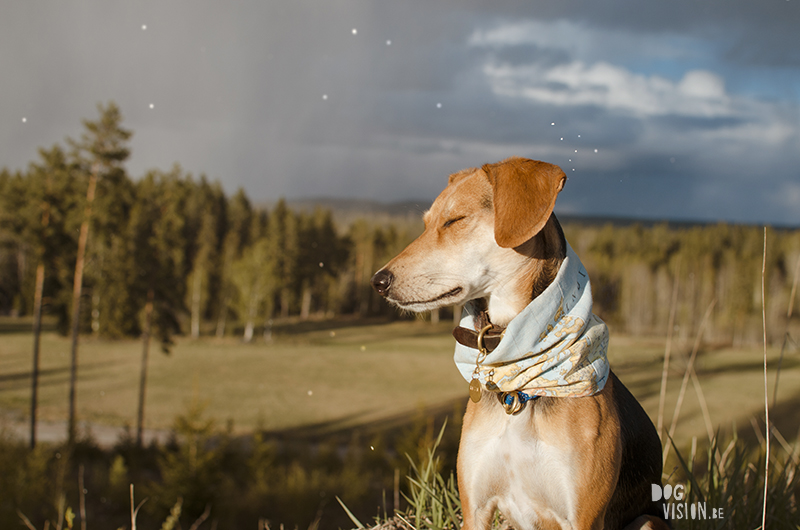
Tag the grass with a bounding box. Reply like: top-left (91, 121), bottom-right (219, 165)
top-left (345, 425), bottom-right (800, 530)
top-left (1, 316), bottom-right (798, 447)
top-left (2, 316), bottom-right (798, 529)
top-left (0, 319), bottom-right (465, 434)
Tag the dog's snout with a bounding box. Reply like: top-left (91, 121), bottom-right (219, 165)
top-left (371, 269), bottom-right (394, 296)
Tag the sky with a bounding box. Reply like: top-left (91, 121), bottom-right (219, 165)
top-left (2, 0), bottom-right (799, 226)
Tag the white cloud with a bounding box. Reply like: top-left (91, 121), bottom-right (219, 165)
top-left (469, 19), bottom-right (706, 64)
top-left (483, 60), bottom-right (735, 119)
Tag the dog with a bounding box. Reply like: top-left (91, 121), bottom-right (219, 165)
top-left (371, 157), bottom-right (667, 530)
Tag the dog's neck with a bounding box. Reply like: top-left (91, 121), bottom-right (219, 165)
top-left (485, 215), bottom-right (566, 327)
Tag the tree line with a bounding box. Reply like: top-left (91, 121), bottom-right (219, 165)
top-left (565, 222), bottom-right (800, 347)
top-left (0, 103), bottom-right (423, 337)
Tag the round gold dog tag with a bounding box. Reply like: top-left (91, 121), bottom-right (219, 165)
top-left (469, 379), bottom-right (482, 403)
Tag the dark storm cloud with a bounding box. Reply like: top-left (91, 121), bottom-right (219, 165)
top-left (1, 0), bottom-right (798, 225)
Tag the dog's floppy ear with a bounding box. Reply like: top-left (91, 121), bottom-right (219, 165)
top-left (482, 157), bottom-right (566, 248)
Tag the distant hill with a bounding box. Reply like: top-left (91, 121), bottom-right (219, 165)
top-left (279, 198), bottom-right (796, 230)
top-left (286, 198), bottom-right (431, 217)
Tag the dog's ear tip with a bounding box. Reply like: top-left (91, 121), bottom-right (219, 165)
top-left (496, 237), bottom-right (522, 249)
top-left (494, 232), bottom-right (515, 249)
top-left (494, 218), bottom-right (549, 249)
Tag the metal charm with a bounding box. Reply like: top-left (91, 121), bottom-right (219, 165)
top-left (468, 324), bottom-right (494, 403)
top-left (469, 378), bottom-right (482, 403)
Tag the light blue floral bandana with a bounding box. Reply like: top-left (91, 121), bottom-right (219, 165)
top-left (454, 243), bottom-right (610, 398)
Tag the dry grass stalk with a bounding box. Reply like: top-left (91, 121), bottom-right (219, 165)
top-left (188, 504), bottom-right (212, 530)
top-left (662, 298), bottom-right (716, 465)
top-left (772, 252), bottom-right (800, 407)
top-left (78, 464), bottom-right (86, 530)
top-left (16, 510), bottom-right (37, 530)
top-left (750, 416), bottom-right (765, 445)
top-left (657, 259), bottom-right (680, 440)
top-left (770, 424), bottom-right (800, 465)
top-left (760, 227), bottom-right (770, 530)
top-left (689, 368), bottom-right (714, 443)
top-left (130, 484), bottom-right (147, 530)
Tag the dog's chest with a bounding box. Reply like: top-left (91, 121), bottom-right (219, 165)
top-left (460, 408), bottom-right (579, 529)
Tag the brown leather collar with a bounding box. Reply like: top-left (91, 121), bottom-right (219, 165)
top-left (452, 310), bottom-right (506, 352)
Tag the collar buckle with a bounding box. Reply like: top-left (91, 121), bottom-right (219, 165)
top-left (475, 324), bottom-right (493, 357)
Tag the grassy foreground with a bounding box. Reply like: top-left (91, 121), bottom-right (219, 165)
top-left (1, 317), bottom-right (799, 529)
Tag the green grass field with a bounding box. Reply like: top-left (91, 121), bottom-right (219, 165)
top-left (1, 316), bottom-right (798, 447)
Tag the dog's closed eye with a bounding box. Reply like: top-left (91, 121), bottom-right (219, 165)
top-left (443, 216), bottom-right (466, 228)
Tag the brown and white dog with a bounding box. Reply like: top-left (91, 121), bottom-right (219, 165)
top-left (371, 157), bottom-right (668, 530)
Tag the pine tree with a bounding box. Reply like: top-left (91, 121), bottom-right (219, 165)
top-left (268, 200), bottom-right (298, 318)
top-left (295, 208), bottom-right (349, 319)
top-left (184, 177), bottom-right (225, 339)
top-left (66, 101), bottom-right (132, 444)
top-left (25, 146), bottom-right (78, 447)
top-left (216, 189), bottom-right (253, 337)
top-left (129, 170), bottom-right (187, 445)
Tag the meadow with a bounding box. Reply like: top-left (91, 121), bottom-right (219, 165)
top-left (2, 316), bottom-right (797, 447)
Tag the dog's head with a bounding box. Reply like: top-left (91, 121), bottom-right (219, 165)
top-left (371, 157), bottom-right (567, 326)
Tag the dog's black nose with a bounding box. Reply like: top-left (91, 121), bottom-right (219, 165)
top-left (371, 269), bottom-right (394, 296)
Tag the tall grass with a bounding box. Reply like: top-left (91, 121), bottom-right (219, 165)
top-left (339, 423), bottom-right (464, 530)
top-left (666, 431), bottom-right (799, 529)
top-left (341, 424), bottom-right (799, 530)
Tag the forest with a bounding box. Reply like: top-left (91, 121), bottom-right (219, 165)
top-left (2, 103), bottom-right (798, 350)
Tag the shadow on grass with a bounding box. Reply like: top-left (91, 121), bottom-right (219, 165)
top-left (731, 387), bottom-right (800, 447)
top-left (269, 316), bottom-right (401, 336)
top-left (0, 316), bottom-right (58, 334)
top-left (260, 396), bottom-right (467, 443)
top-left (0, 359), bottom-right (119, 391)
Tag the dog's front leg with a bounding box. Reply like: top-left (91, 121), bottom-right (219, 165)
top-left (457, 459), bottom-right (497, 530)
top-left (457, 402), bottom-right (501, 530)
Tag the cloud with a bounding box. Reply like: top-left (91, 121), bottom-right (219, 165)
top-left (469, 19), bottom-right (754, 121)
top-left (469, 19), bottom-right (709, 66)
top-left (483, 61), bottom-right (737, 119)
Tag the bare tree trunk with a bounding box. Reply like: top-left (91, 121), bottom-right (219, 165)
top-left (263, 318), bottom-right (273, 343)
top-left (354, 249), bottom-right (365, 316)
top-left (280, 288), bottom-right (290, 318)
top-left (431, 308), bottom-right (440, 324)
top-left (68, 166), bottom-right (98, 445)
top-left (300, 284), bottom-right (312, 320)
top-left (215, 290), bottom-right (229, 338)
top-left (191, 268), bottom-right (202, 339)
top-left (136, 287), bottom-right (154, 447)
top-left (243, 291), bottom-right (258, 343)
top-left (30, 262), bottom-right (45, 449)
top-left (91, 292), bottom-right (100, 333)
